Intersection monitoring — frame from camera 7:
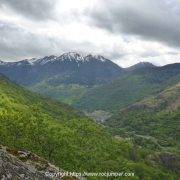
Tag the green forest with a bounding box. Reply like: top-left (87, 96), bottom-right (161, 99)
top-left (0, 75), bottom-right (179, 179)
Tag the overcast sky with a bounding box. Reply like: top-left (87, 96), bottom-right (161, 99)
top-left (0, 0), bottom-right (180, 67)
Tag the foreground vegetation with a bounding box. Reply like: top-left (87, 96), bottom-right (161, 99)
top-left (0, 75), bottom-right (179, 179)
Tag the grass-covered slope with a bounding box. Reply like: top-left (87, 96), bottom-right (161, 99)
top-left (105, 83), bottom-right (180, 152)
top-left (29, 82), bottom-right (88, 105)
top-left (74, 63), bottom-right (180, 112)
top-left (0, 75), bottom-right (178, 179)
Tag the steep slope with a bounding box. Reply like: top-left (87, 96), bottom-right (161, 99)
top-left (105, 83), bottom-right (180, 151)
top-left (75, 63), bottom-right (180, 112)
top-left (0, 53), bottom-right (124, 86)
top-left (0, 75), bottom-right (178, 179)
top-left (0, 53), bottom-right (124, 105)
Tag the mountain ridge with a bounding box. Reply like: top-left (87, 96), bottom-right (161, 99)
top-left (0, 52), bottom-right (115, 66)
top-left (0, 53), bottom-right (180, 112)
top-left (74, 63), bottom-right (180, 112)
top-left (0, 52), bottom-right (124, 86)
top-left (126, 62), bottom-right (156, 71)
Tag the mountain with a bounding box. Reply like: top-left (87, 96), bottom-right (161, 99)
top-left (126, 62), bottom-right (155, 71)
top-left (0, 74), bottom-right (178, 179)
top-left (74, 63), bottom-right (180, 112)
top-left (0, 52), bottom-right (124, 86)
top-left (1, 53), bottom-right (180, 113)
top-left (0, 52), bottom-right (125, 105)
top-left (103, 83), bottom-right (180, 174)
top-left (105, 83), bottom-right (180, 153)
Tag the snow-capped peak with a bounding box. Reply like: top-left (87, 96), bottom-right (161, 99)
top-left (60, 52), bottom-right (85, 62)
top-left (33, 55), bottom-right (58, 65)
top-left (85, 54), bottom-right (107, 62)
top-left (0, 60), bottom-right (9, 65)
top-left (93, 55), bottom-right (107, 62)
top-left (28, 58), bottom-right (38, 65)
top-left (25, 52), bottom-right (109, 66)
top-left (60, 52), bottom-right (108, 62)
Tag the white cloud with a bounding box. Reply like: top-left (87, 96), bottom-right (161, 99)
top-left (0, 0), bottom-right (180, 66)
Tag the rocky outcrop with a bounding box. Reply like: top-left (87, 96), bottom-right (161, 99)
top-left (0, 145), bottom-right (79, 180)
top-left (149, 152), bottom-right (180, 173)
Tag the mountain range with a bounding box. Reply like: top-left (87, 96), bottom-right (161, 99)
top-left (0, 52), bottom-right (123, 86)
top-left (2, 52), bottom-right (179, 111)
top-left (0, 52), bottom-right (180, 178)
top-left (0, 52), bottom-right (179, 115)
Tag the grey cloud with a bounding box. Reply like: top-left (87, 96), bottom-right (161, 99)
top-left (105, 50), bottom-right (127, 60)
top-left (141, 50), bottom-right (161, 58)
top-left (0, 0), bottom-right (57, 21)
top-left (0, 22), bottom-right (56, 60)
top-left (87, 0), bottom-right (180, 47)
top-left (167, 51), bottom-right (179, 55)
top-left (0, 21), bottom-right (104, 61)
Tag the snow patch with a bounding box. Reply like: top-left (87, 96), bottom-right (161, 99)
top-left (2, 52), bottom-right (109, 67)
top-left (0, 60), bottom-right (9, 65)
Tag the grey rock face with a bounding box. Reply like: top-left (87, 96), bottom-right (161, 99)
top-left (0, 146), bottom-right (85, 180)
top-left (0, 149), bottom-right (50, 179)
top-left (0, 146), bottom-right (62, 180)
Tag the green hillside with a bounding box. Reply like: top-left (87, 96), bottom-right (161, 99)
top-left (0, 75), bottom-right (179, 179)
top-left (28, 81), bottom-right (88, 105)
top-left (74, 64), bottom-right (180, 112)
top-left (105, 83), bottom-right (180, 153)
